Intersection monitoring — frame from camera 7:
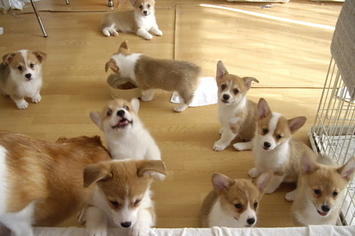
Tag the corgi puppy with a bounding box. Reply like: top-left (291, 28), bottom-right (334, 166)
top-left (201, 172), bottom-right (272, 228)
top-left (235, 98), bottom-right (317, 195)
top-left (105, 41), bottom-right (202, 112)
top-left (291, 155), bottom-right (355, 226)
top-left (79, 159), bottom-right (168, 236)
top-left (102, 0), bottom-right (162, 40)
top-left (213, 61), bottom-right (259, 151)
top-left (0, 130), bottom-right (111, 236)
top-left (90, 98), bottom-right (162, 162)
top-left (0, 50), bottom-right (46, 109)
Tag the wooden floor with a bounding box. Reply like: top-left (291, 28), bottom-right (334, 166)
top-left (0, 0), bottom-right (343, 229)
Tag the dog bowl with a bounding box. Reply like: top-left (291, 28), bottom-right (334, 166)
top-left (107, 73), bottom-right (142, 100)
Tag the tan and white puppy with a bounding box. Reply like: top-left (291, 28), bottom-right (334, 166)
top-left (102, 0), bottom-right (162, 40)
top-left (213, 61), bottom-right (259, 151)
top-left (0, 50), bottom-right (46, 109)
top-left (80, 159), bottom-right (168, 236)
top-left (291, 155), bottom-right (355, 226)
top-left (201, 172), bottom-right (272, 228)
top-left (105, 41), bottom-right (202, 112)
top-left (90, 98), bottom-right (162, 163)
top-left (236, 98), bottom-right (317, 195)
top-left (0, 130), bottom-right (111, 236)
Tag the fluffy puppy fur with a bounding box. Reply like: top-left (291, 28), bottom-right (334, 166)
top-left (213, 61), bottom-right (259, 151)
top-left (79, 159), bottom-right (168, 236)
top-left (0, 130), bottom-right (111, 236)
top-left (102, 0), bottom-right (162, 40)
top-left (0, 50), bottom-right (46, 109)
top-left (201, 172), bottom-right (272, 228)
top-left (291, 155), bottom-right (355, 226)
top-left (105, 41), bottom-right (202, 112)
top-left (90, 98), bottom-right (161, 162)
top-left (235, 98), bottom-right (317, 195)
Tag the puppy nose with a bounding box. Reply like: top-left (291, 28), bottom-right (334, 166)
top-left (121, 222), bottom-right (132, 228)
top-left (247, 218), bottom-right (256, 225)
top-left (263, 142), bottom-right (271, 149)
top-left (322, 205), bottom-right (330, 213)
top-left (25, 73), bottom-right (32, 79)
top-left (143, 10), bottom-right (148, 15)
top-left (117, 110), bottom-right (125, 117)
top-left (223, 94), bottom-right (230, 100)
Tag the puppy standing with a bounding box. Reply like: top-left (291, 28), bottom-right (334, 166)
top-left (213, 61), bottom-right (259, 151)
top-left (80, 159), bottom-right (168, 236)
top-left (102, 0), bottom-right (162, 40)
top-left (201, 172), bottom-right (272, 228)
top-left (105, 41), bottom-right (202, 112)
top-left (291, 155), bottom-right (355, 226)
top-left (235, 98), bottom-right (317, 195)
top-left (0, 50), bottom-right (46, 109)
top-left (90, 98), bottom-right (161, 162)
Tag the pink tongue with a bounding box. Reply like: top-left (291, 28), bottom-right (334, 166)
top-left (118, 120), bottom-right (129, 126)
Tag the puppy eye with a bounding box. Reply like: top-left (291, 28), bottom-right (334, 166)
top-left (139, 5), bottom-right (143, 9)
top-left (123, 105), bottom-right (129, 111)
top-left (276, 134), bottom-right (283, 140)
top-left (221, 84), bottom-right (227, 90)
top-left (17, 66), bottom-right (23, 71)
top-left (314, 189), bottom-right (321, 195)
top-left (262, 128), bottom-right (269, 135)
top-left (147, 4), bottom-right (150, 7)
top-left (110, 200), bottom-right (120, 208)
top-left (106, 109), bottom-right (113, 116)
top-left (234, 203), bottom-right (243, 209)
top-left (254, 202), bottom-right (258, 208)
top-left (233, 89), bottom-right (239, 95)
top-left (134, 199), bottom-right (141, 206)
top-left (29, 63), bottom-right (35, 68)
top-left (332, 191), bottom-right (338, 197)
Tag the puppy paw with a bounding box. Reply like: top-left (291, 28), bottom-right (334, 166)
top-left (173, 104), bottom-right (188, 113)
top-left (154, 29), bottom-right (163, 36)
top-left (143, 34), bottom-right (153, 40)
top-left (213, 141), bottom-right (228, 151)
top-left (285, 190), bottom-right (297, 202)
top-left (129, 225), bottom-right (150, 236)
top-left (32, 94), bottom-right (42, 103)
top-left (233, 141), bottom-right (253, 151)
top-left (248, 167), bottom-right (260, 178)
top-left (141, 94), bottom-right (154, 102)
top-left (86, 227), bottom-right (107, 236)
top-left (15, 100), bottom-right (29, 110)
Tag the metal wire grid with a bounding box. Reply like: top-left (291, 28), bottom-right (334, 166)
top-left (310, 57), bottom-right (355, 226)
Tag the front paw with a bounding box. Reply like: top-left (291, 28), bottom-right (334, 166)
top-left (32, 94), bottom-right (42, 103)
top-left (248, 167), bottom-right (260, 178)
top-left (285, 190), bottom-right (297, 202)
top-left (15, 99), bottom-right (29, 109)
top-left (130, 224), bottom-right (150, 236)
top-left (154, 29), bottom-right (163, 36)
top-left (86, 227), bottom-right (107, 236)
top-left (213, 140), bottom-right (228, 151)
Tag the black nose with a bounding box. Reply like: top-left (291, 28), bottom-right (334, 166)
top-left (121, 222), bottom-right (132, 228)
top-left (263, 142), bottom-right (271, 149)
top-left (143, 10), bottom-right (148, 15)
top-left (117, 110), bottom-right (125, 117)
top-left (25, 73), bottom-right (32, 79)
top-left (322, 205), bottom-right (330, 213)
top-left (247, 218), bottom-right (256, 225)
top-left (223, 94), bottom-right (230, 100)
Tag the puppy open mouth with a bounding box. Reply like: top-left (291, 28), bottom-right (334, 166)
top-left (112, 118), bottom-right (132, 129)
top-left (317, 209), bottom-right (329, 217)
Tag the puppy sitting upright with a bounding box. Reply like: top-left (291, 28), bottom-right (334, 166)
top-left (291, 155), bottom-right (355, 226)
top-left (236, 98), bottom-right (317, 195)
top-left (213, 61), bottom-right (259, 151)
top-left (201, 172), bottom-right (272, 228)
top-left (0, 50), bottom-right (46, 109)
top-left (90, 98), bottom-right (161, 162)
top-left (102, 0), bottom-right (162, 40)
top-left (105, 41), bottom-right (202, 112)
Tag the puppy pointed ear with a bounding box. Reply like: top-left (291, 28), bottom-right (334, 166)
top-left (137, 160), bottom-right (168, 178)
top-left (211, 173), bottom-right (234, 192)
top-left (130, 98), bottom-right (140, 114)
top-left (83, 162), bottom-right (112, 188)
top-left (32, 51), bottom-right (47, 62)
top-left (2, 52), bottom-right (15, 65)
top-left (129, 0), bottom-right (137, 6)
top-left (255, 171), bottom-right (272, 193)
top-left (257, 98), bottom-right (271, 119)
top-left (243, 77), bottom-right (259, 89)
top-left (105, 58), bottom-right (119, 73)
top-left (300, 155), bottom-right (319, 175)
top-left (216, 61), bottom-right (228, 81)
top-left (338, 157), bottom-right (355, 182)
top-left (90, 111), bottom-right (104, 130)
top-left (119, 40), bottom-right (129, 51)
top-left (288, 116), bottom-right (306, 133)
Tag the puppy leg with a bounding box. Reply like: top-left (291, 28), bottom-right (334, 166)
top-left (265, 174), bottom-right (285, 194)
top-left (248, 167), bottom-right (262, 178)
top-left (84, 206), bottom-right (108, 236)
top-left (233, 140), bottom-right (253, 151)
top-left (213, 127), bottom-right (236, 151)
top-left (141, 89), bottom-right (155, 101)
top-left (136, 28), bottom-right (153, 40)
top-left (174, 90), bottom-right (194, 113)
top-left (31, 92), bottom-right (42, 104)
top-left (130, 207), bottom-right (154, 236)
top-left (102, 24), bottom-right (119, 37)
top-left (11, 95), bottom-right (29, 109)
top-left (150, 25), bottom-right (163, 36)
top-left (285, 188), bottom-right (298, 202)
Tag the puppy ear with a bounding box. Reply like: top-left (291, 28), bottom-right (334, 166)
top-left (90, 112), bottom-right (104, 130)
top-left (130, 98), bottom-right (140, 114)
top-left (216, 61), bottom-right (228, 81)
top-left (288, 116), bottom-right (306, 133)
top-left (2, 53), bottom-right (15, 65)
top-left (338, 157), bottom-right (355, 182)
top-left (137, 160), bottom-right (168, 178)
top-left (257, 98), bottom-right (271, 119)
top-left (83, 162), bottom-right (112, 188)
top-left (300, 155), bottom-right (319, 175)
top-left (211, 173), bottom-right (234, 192)
top-left (255, 171), bottom-right (272, 193)
top-left (105, 58), bottom-right (119, 73)
top-left (32, 51), bottom-right (47, 62)
top-left (129, 0), bottom-right (137, 6)
top-left (243, 77), bottom-right (259, 89)
top-left (119, 40), bottom-right (129, 51)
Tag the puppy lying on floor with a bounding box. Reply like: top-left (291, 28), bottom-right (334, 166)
top-left (0, 130), bottom-right (111, 236)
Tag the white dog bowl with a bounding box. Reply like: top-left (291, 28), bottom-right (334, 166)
top-left (107, 73), bottom-right (141, 100)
